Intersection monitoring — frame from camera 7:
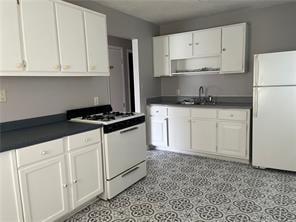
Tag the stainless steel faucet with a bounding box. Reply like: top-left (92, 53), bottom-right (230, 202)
top-left (199, 86), bottom-right (204, 102)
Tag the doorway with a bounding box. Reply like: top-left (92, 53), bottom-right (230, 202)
top-left (127, 50), bottom-right (135, 112)
top-left (108, 36), bottom-right (137, 112)
top-left (108, 46), bottom-right (126, 111)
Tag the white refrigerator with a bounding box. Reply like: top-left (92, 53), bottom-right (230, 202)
top-left (252, 50), bottom-right (296, 172)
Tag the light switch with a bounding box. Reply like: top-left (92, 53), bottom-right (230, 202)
top-left (0, 89), bottom-right (7, 103)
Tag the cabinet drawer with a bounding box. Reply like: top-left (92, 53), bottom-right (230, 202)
top-left (191, 108), bottom-right (217, 119)
top-left (16, 139), bottom-right (64, 167)
top-left (66, 129), bottom-right (101, 151)
top-left (149, 106), bottom-right (167, 116)
top-left (218, 110), bottom-right (247, 121)
top-left (168, 107), bottom-right (190, 117)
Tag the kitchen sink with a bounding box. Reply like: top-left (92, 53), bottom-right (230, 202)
top-left (177, 100), bottom-right (216, 106)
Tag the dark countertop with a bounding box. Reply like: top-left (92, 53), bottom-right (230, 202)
top-left (0, 114), bottom-right (102, 153)
top-left (147, 96), bottom-right (252, 109)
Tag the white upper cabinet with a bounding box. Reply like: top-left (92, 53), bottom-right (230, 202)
top-left (0, 0), bottom-right (23, 71)
top-left (20, 0), bottom-right (60, 72)
top-left (193, 28), bottom-right (221, 57)
top-left (169, 32), bottom-right (193, 60)
top-left (55, 3), bottom-right (87, 72)
top-left (84, 11), bottom-right (109, 75)
top-left (153, 36), bottom-right (170, 77)
top-left (221, 23), bottom-right (246, 73)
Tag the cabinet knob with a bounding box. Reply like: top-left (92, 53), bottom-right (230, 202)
top-left (16, 63), bottom-right (23, 69)
top-left (54, 64), bottom-right (61, 70)
top-left (73, 179), bottom-right (78, 184)
top-left (90, 65), bottom-right (96, 71)
top-left (188, 43), bottom-right (193, 46)
top-left (63, 65), bottom-right (71, 70)
top-left (40, 151), bottom-right (48, 155)
top-left (63, 184), bottom-right (68, 188)
top-left (222, 48), bottom-right (226, 52)
top-left (195, 42), bottom-right (199, 45)
top-left (165, 54), bottom-right (169, 57)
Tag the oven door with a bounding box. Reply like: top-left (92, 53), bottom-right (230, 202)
top-left (103, 123), bottom-right (146, 179)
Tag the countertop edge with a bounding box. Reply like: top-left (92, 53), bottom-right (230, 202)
top-left (0, 122), bottom-right (103, 153)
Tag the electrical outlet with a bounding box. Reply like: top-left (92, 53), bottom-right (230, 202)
top-left (94, 96), bottom-right (99, 105)
top-left (0, 89), bottom-right (7, 103)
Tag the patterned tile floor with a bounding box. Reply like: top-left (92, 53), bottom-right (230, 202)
top-left (65, 150), bottom-right (296, 222)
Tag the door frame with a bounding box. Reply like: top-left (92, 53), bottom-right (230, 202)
top-left (132, 39), bottom-right (141, 113)
top-left (108, 45), bottom-right (126, 111)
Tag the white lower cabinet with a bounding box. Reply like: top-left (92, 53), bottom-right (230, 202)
top-left (0, 151), bottom-right (23, 222)
top-left (68, 144), bottom-right (103, 209)
top-left (14, 129), bottom-right (103, 222)
top-left (149, 116), bottom-right (168, 147)
top-left (18, 155), bottom-right (69, 222)
top-left (217, 121), bottom-right (247, 158)
top-left (148, 105), bottom-right (250, 162)
top-left (191, 119), bottom-right (217, 153)
top-left (168, 117), bottom-right (191, 149)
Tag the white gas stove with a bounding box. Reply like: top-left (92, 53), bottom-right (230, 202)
top-left (67, 105), bottom-right (147, 200)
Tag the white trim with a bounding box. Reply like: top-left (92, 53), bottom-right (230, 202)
top-left (132, 39), bottom-right (141, 113)
top-left (108, 45), bottom-right (126, 111)
top-left (153, 147), bottom-right (249, 164)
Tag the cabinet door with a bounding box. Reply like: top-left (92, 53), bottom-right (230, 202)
top-left (20, 0), bottom-right (60, 72)
top-left (153, 36), bottom-right (170, 77)
top-left (217, 121), bottom-right (247, 158)
top-left (0, 0), bottom-right (23, 71)
top-left (0, 151), bottom-right (23, 222)
top-left (55, 3), bottom-right (87, 72)
top-left (193, 28), bottom-right (221, 57)
top-left (221, 23), bottom-right (246, 73)
top-left (149, 116), bottom-right (168, 147)
top-left (84, 11), bottom-right (109, 75)
top-left (168, 117), bottom-right (191, 149)
top-left (191, 119), bottom-right (217, 153)
top-left (169, 33), bottom-right (192, 60)
top-left (19, 155), bottom-right (69, 222)
top-left (68, 144), bottom-right (103, 209)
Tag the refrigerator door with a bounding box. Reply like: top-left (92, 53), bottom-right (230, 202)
top-left (252, 86), bottom-right (296, 171)
top-left (254, 51), bottom-right (296, 87)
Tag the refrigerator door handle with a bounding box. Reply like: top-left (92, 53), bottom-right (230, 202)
top-left (253, 88), bottom-right (259, 117)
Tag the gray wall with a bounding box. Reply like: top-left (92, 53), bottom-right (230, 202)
top-left (160, 3), bottom-right (296, 97)
top-left (108, 36), bottom-right (132, 111)
top-left (0, 0), bottom-right (159, 122)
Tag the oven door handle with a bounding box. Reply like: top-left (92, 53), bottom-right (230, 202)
top-left (120, 127), bottom-right (138, 134)
top-left (122, 167), bottom-right (139, 177)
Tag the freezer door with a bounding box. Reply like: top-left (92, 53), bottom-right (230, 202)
top-left (254, 51), bottom-right (296, 87)
top-left (252, 86), bottom-right (296, 171)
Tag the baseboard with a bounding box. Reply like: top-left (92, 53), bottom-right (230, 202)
top-left (154, 146), bottom-right (250, 164)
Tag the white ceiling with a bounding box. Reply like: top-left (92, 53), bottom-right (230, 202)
top-left (93, 0), bottom-right (295, 24)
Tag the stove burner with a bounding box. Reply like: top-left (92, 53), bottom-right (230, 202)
top-left (82, 112), bottom-right (135, 122)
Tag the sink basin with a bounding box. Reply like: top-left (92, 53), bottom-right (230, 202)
top-left (177, 100), bottom-right (216, 106)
